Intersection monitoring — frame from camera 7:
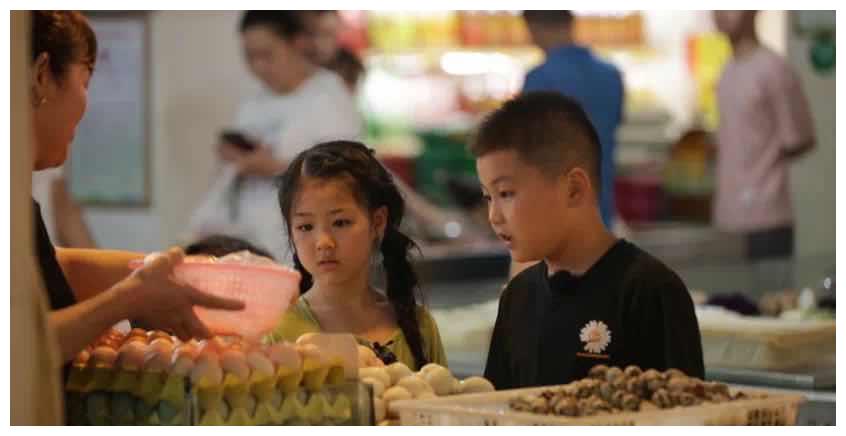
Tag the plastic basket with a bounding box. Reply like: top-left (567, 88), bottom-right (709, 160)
top-left (176, 262), bottom-right (299, 340)
top-left (391, 386), bottom-right (804, 426)
top-left (130, 259), bottom-right (301, 340)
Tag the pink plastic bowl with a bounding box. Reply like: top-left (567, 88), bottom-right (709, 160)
top-left (130, 259), bottom-right (301, 340)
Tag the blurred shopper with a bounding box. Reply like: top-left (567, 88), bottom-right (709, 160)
top-left (189, 11), bottom-right (362, 263)
top-left (328, 46), bottom-right (365, 94)
top-left (299, 10), bottom-right (343, 66)
top-left (521, 10), bottom-right (624, 229)
top-left (508, 11), bottom-right (626, 279)
top-left (712, 10), bottom-right (815, 263)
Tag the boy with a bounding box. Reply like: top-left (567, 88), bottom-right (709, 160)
top-left (474, 92), bottom-right (704, 389)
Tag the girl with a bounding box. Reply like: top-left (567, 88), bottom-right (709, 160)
top-left (265, 141), bottom-right (447, 370)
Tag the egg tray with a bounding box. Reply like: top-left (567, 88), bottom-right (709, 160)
top-left (390, 386), bottom-right (805, 426)
top-left (65, 374), bottom-right (374, 426)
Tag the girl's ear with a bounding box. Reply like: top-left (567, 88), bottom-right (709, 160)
top-left (371, 206), bottom-right (388, 240)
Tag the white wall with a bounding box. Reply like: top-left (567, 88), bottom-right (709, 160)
top-left (83, 11), bottom-right (257, 252)
top-left (786, 10), bottom-right (836, 257)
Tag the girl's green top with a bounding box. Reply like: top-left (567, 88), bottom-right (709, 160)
top-left (264, 296), bottom-right (448, 371)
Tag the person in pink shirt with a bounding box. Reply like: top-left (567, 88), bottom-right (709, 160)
top-left (712, 10), bottom-right (816, 261)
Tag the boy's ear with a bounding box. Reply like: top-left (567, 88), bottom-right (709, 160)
top-left (372, 206), bottom-right (389, 240)
top-left (564, 167), bottom-right (591, 207)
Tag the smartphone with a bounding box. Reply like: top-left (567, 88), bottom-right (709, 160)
top-left (220, 130), bottom-right (257, 152)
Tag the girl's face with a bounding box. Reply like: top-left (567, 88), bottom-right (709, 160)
top-left (290, 176), bottom-right (387, 290)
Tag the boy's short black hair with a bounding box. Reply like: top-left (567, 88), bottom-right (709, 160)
top-left (239, 11), bottom-right (308, 40)
top-left (470, 91), bottom-right (602, 194)
top-left (521, 10), bottom-right (575, 26)
top-left (184, 234), bottom-right (274, 260)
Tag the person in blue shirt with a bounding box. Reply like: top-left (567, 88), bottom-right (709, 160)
top-left (521, 10), bottom-right (625, 228)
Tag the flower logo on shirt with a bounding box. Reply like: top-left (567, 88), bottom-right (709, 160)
top-left (580, 320), bottom-right (612, 354)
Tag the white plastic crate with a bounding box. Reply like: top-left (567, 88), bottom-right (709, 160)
top-left (391, 386), bottom-right (804, 426)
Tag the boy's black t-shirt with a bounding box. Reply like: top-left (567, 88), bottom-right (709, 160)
top-left (484, 239), bottom-right (704, 390)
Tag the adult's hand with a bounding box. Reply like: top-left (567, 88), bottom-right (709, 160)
top-left (117, 247), bottom-right (245, 340)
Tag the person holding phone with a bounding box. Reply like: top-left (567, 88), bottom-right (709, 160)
top-left (189, 10), bottom-right (363, 262)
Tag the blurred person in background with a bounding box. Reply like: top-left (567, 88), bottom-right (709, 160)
top-left (712, 10), bottom-right (815, 269)
top-left (299, 10), bottom-right (343, 67)
top-left (189, 10), bottom-right (362, 263)
top-left (521, 10), bottom-right (624, 229)
top-left (299, 10), bottom-right (365, 93)
top-left (329, 46), bottom-right (366, 94)
top-left (509, 10), bottom-right (625, 279)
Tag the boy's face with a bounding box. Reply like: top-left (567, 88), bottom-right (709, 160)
top-left (477, 149), bottom-right (572, 263)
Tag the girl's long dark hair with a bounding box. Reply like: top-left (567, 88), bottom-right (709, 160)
top-left (277, 141), bottom-right (428, 369)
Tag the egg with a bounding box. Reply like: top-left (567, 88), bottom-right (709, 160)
top-left (419, 363), bottom-right (447, 376)
top-left (373, 398), bottom-right (386, 423)
top-left (144, 341), bottom-right (174, 373)
top-left (359, 367), bottom-right (391, 389)
top-left (148, 338), bottom-right (173, 355)
top-left (382, 385), bottom-right (412, 404)
top-left (90, 346), bottom-right (118, 368)
top-left (170, 355), bottom-right (195, 377)
top-left (211, 336), bottom-right (231, 351)
top-left (416, 392), bottom-right (438, 400)
top-left (295, 332), bottom-right (320, 345)
top-left (267, 342), bottom-right (302, 371)
top-left (148, 330), bottom-right (173, 342)
top-left (361, 377), bottom-right (386, 398)
top-left (357, 345), bottom-right (385, 368)
top-left (422, 366), bottom-right (456, 396)
top-left (173, 342), bottom-right (199, 360)
top-left (458, 376), bottom-right (495, 394)
top-left (124, 335), bottom-right (148, 345)
top-left (220, 349), bottom-right (251, 381)
top-left (191, 357), bottom-right (223, 385)
top-left (170, 344), bottom-right (199, 376)
top-left (100, 338), bottom-right (124, 349)
top-left (385, 362), bottom-right (413, 385)
top-left (116, 341), bottom-right (149, 371)
top-left (73, 349), bottom-right (91, 367)
top-left (106, 329), bottom-right (126, 341)
top-left (246, 351), bottom-right (274, 377)
top-left (397, 375), bottom-right (434, 398)
top-left (296, 343), bottom-right (328, 366)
